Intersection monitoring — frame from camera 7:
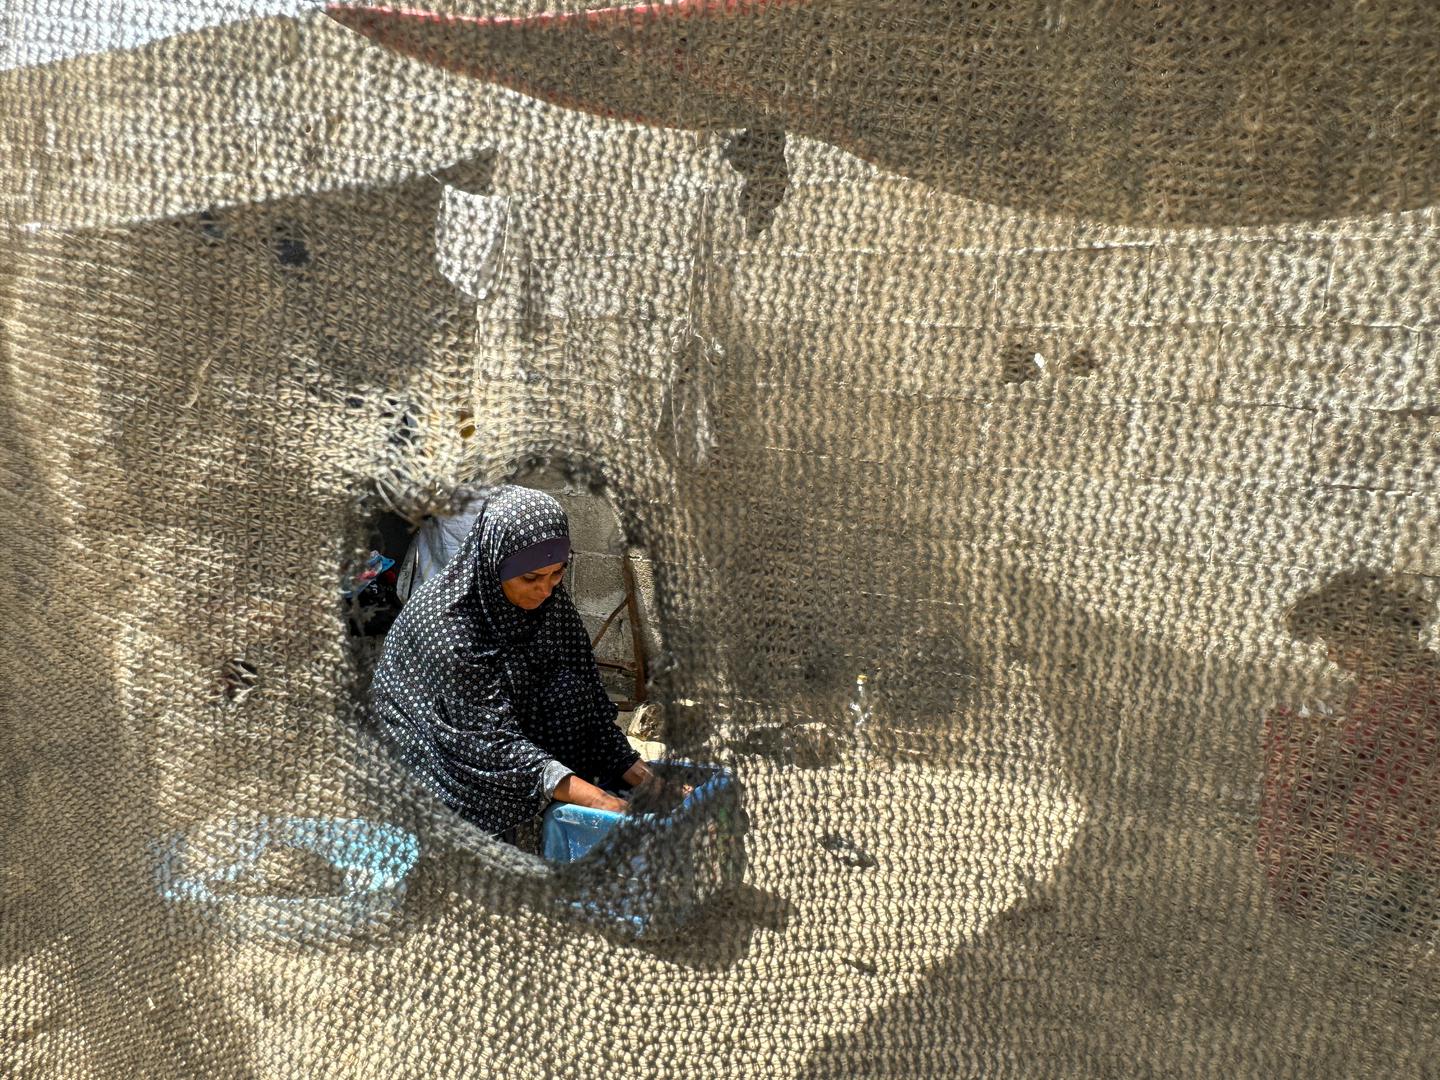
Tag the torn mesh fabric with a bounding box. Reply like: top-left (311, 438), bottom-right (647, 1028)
top-left (2, 2), bottom-right (1440, 1077)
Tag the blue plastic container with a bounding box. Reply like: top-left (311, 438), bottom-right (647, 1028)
top-left (543, 802), bottom-right (627, 862)
top-left (155, 815), bottom-right (421, 944)
top-left (541, 763), bottom-right (731, 863)
top-left (540, 763), bottom-right (745, 937)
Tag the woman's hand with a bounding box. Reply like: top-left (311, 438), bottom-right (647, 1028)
top-left (622, 760), bottom-right (655, 788)
top-left (621, 760), bottom-right (694, 798)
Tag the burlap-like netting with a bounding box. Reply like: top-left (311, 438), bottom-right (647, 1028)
top-left (3, 2), bottom-right (1439, 1076)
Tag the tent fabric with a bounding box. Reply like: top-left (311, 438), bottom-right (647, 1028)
top-left (2, 2), bottom-right (1439, 1077)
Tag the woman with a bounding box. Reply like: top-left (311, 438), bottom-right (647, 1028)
top-left (371, 485), bottom-right (651, 835)
top-left (1259, 570), bottom-right (1440, 940)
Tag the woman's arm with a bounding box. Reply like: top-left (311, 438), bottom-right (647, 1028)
top-left (553, 773), bottom-right (628, 813)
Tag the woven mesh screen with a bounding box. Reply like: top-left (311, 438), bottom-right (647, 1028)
top-left (3, 2), bottom-right (1439, 1076)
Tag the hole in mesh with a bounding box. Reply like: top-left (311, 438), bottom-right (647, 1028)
top-left (818, 833), bottom-right (876, 869)
top-left (222, 658), bottom-right (258, 703)
top-left (272, 221), bottom-right (310, 267)
top-left (721, 128), bottom-right (789, 237)
top-left (1067, 346), bottom-right (1101, 376)
top-left (1000, 342), bottom-right (1043, 383)
top-left (341, 471), bottom-right (747, 937)
top-left (196, 208), bottom-right (226, 244)
top-left (343, 507), bottom-right (409, 641)
top-left (344, 469), bottom-right (667, 746)
top-left (381, 399), bottom-right (420, 449)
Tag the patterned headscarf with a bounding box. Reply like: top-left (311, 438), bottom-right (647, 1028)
top-left (370, 486), bottom-right (601, 833)
top-left (436, 486), bottom-right (572, 647)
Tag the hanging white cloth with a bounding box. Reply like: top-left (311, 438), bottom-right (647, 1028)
top-left (394, 487), bottom-right (489, 604)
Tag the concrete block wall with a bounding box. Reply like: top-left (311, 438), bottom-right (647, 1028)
top-left (520, 468), bottom-right (661, 701)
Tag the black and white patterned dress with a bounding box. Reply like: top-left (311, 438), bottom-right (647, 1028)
top-left (371, 486), bottom-right (639, 834)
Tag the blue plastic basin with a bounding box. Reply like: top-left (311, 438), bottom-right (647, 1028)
top-left (539, 763), bottom-right (745, 937)
top-left (541, 764), bottom-right (730, 864)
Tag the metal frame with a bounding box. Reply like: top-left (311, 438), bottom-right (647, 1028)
top-left (589, 550), bottom-right (648, 711)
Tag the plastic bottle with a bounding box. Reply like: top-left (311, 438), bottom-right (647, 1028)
top-left (848, 673), bottom-right (874, 758)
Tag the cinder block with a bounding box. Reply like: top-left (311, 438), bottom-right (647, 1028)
top-left (1312, 411), bottom-right (1440, 493)
top-left (561, 556), bottom-right (583, 598)
top-left (1328, 237), bottom-right (1440, 329)
top-left (581, 609), bottom-right (634, 666)
top-left (514, 466), bottom-right (570, 494)
top-left (626, 553), bottom-right (654, 598)
top-left (600, 668), bottom-right (633, 701)
top-left (571, 551), bottom-right (627, 618)
top-left (625, 555), bottom-right (664, 658)
top-left (559, 492), bottom-right (622, 553)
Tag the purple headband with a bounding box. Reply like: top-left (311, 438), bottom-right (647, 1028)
top-left (498, 537), bottom-right (571, 582)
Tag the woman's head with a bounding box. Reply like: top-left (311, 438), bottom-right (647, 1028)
top-left (476, 486), bottom-right (572, 613)
top-left (1287, 569), bottom-right (1434, 671)
top-left (426, 485), bottom-right (575, 645)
